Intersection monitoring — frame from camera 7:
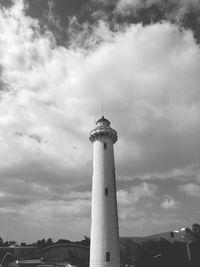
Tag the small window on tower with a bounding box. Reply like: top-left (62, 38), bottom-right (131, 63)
top-left (106, 252), bottom-right (110, 262)
top-left (104, 143), bottom-right (107, 149)
top-left (105, 187), bottom-right (108, 196)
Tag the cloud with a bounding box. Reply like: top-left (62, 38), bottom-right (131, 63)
top-left (119, 210), bottom-right (184, 236)
top-left (0, 0), bottom-right (200, 241)
top-left (0, 189), bottom-right (92, 241)
top-left (115, 0), bottom-right (160, 16)
top-left (179, 183), bottom-right (200, 198)
top-left (117, 182), bottom-right (158, 206)
top-left (67, 17), bottom-right (115, 50)
top-left (168, 0), bottom-right (200, 21)
top-left (117, 183), bottom-right (159, 232)
top-left (115, 0), bottom-right (200, 19)
top-left (161, 195), bottom-right (178, 209)
top-left (119, 206), bottom-right (146, 221)
top-left (136, 164), bottom-right (200, 181)
top-left (20, 198), bottom-right (91, 223)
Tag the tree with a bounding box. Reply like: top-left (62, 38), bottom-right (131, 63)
top-left (46, 238), bottom-right (53, 247)
top-left (78, 236), bottom-right (90, 247)
top-left (120, 239), bottom-right (138, 266)
top-left (192, 223), bottom-right (200, 241)
top-left (57, 239), bottom-right (71, 244)
top-left (3, 241), bottom-right (9, 247)
top-left (130, 239), bottom-right (188, 267)
top-left (184, 227), bottom-right (195, 243)
top-left (36, 239), bottom-right (46, 248)
top-left (189, 223), bottom-right (200, 267)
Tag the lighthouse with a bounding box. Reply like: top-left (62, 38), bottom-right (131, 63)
top-left (89, 116), bottom-right (121, 267)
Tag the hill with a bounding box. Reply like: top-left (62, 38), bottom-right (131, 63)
top-left (120, 230), bottom-right (184, 243)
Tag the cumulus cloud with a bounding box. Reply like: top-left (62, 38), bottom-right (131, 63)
top-left (137, 164), bottom-right (200, 181)
top-left (117, 183), bottom-right (161, 235)
top-left (168, 0), bottom-right (200, 20)
top-left (117, 182), bottom-right (158, 206)
top-left (179, 183), bottom-right (200, 198)
top-left (115, 0), bottom-right (200, 19)
top-left (0, 0), bottom-right (200, 241)
top-left (161, 195), bottom-right (178, 209)
top-left (119, 209), bottom-right (184, 236)
top-left (67, 17), bottom-right (115, 50)
top-left (115, 0), bottom-right (160, 15)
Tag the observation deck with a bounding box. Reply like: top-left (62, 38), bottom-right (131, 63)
top-left (89, 116), bottom-right (118, 144)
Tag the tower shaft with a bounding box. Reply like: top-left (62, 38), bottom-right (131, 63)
top-left (89, 117), bottom-right (120, 267)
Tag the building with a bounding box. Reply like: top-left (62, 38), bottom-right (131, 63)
top-left (0, 246), bottom-right (37, 262)
top-left (89, 116), bottom-right (121, 267)
top-left (38, 243), bottom-right (89, 264)
top-left (0, 244), bottom-right (89, 267)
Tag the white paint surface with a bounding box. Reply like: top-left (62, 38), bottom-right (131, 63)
top-left (89, 118), bottom-right (120, 267)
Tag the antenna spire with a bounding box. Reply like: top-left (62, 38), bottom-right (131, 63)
top-left (101, 96), bottom-right (104, 117)
top-left (6, 218), bottom-right (12, 243)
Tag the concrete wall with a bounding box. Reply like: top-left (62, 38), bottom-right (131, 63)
top-left (90, 137), bottom-right (120, 267)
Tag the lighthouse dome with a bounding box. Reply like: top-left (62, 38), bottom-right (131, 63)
top-left (96, 116), bottom-right (110, 127)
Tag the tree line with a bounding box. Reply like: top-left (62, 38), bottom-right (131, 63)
top-left (0, 235), bottom-right (90, 249)
top-left (120, 223), bottom-right (200, 267)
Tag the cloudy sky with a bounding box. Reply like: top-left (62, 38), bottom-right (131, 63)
top-left (0, 0), bottom-right (200, 243)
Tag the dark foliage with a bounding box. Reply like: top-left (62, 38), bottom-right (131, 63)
top-left (36, 239), bottom-right (46, 249)
top-left (57, 239), bottom-right (72, 244)
top-left (121, 223), bottom-right (200, 267)
top-left (75, 236), bottom-right (90, 247)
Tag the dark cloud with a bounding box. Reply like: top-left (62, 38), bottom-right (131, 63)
top-left (5, 0), bottom-right (198, 47)
top-left (181, 8), bottom-right (200, 42)
top-left (15, 131), bottom-right (43, 143)
top-left (25, 0), bottom-right (89, 20)
top-left (23, 0), bottom-right (91, 46)
top-left (0, 0), bottom-right (13, 8)
top-left (113, 0), bottom-right (200, 43)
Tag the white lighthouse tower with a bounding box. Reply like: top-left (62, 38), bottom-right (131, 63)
top-left (89, 116), bottom-right (121, 267)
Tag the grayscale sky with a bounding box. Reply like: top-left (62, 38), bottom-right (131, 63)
top-left (0, 0), bottom-right (200, 243)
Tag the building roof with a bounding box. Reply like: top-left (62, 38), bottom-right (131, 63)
top-left (96, 116), bottom-right (110, 126)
